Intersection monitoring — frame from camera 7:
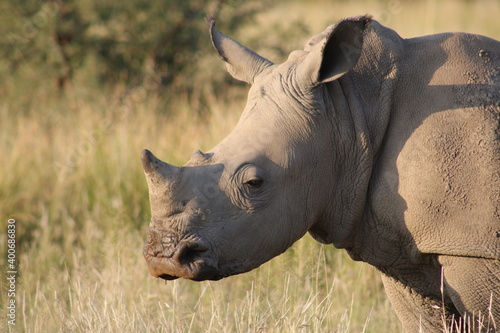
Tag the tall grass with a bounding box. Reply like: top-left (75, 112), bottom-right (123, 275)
top-left (1, 0), bottom-right (498, 332)
top-left (1, 84), bottom-right (397, 332)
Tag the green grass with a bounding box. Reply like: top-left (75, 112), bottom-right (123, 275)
top-left (1, 0), bottom-right (499, 331)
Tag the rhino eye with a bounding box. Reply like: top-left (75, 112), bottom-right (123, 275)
top-left (244, 178), bottom-right (263, 189)
top-left (231, 165), bottom-right (270, 210)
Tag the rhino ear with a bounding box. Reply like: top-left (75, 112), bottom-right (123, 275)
top-left (208, 17), bottom-right (274, 84)
top-left (299, 16), bottom-right (371, 85)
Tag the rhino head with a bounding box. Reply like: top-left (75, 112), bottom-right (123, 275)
top-left (142, 16), bottom-right (371, 281)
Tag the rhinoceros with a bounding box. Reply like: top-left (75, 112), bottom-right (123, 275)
top-left (141, 15), bottom-right (500, 332)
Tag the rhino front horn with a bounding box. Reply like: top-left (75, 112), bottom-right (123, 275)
top-left (141, 149), bottom-right (180, 181)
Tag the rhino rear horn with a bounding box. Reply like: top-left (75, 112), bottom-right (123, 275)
top-left (208, 17), bottom-right (274, 84)
top-left (141, 149), bottom-right (180, 181)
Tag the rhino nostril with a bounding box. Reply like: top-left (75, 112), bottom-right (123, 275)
top-left (177, 243), bottom-right (208, 265)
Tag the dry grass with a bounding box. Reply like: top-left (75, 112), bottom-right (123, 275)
top-left (1, 84), bottom-right (397, 332)
top-left (1, 0), bottom-right (498, 332)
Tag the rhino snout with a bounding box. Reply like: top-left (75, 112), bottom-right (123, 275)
top-left (143, 227), bottom-right (220, 281)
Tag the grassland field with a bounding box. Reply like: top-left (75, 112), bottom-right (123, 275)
top-left (1, 0), bottom-right (499, 332)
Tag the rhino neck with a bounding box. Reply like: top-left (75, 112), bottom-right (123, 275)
top-left (308, 22), bottom-right (403, 250)
top-left (342, 20), bottom-right (403, 159)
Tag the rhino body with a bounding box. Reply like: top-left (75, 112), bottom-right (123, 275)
top-left (142, 16), bottom-right (500, 332)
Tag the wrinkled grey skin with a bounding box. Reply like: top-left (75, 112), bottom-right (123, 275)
top-left (142, 15), bottom-right (500, 332)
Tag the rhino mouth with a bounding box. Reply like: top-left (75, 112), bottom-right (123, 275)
top-left (149, 256), bottom-right (221, 281)
top-left (144, 242), bottom-right (221, 281)
top-left (158, 273), bottom-right (179, 281)
top-left (157, 268), bottom-right (222, 281)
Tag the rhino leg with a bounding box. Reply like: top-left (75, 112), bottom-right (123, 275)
top-left (380, 271), bottom-right (460, 332)
top-left (439, 256), bottom-right (500, 332)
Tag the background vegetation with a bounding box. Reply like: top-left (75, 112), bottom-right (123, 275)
top-left (1, 0), bottom-right (498, 331)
